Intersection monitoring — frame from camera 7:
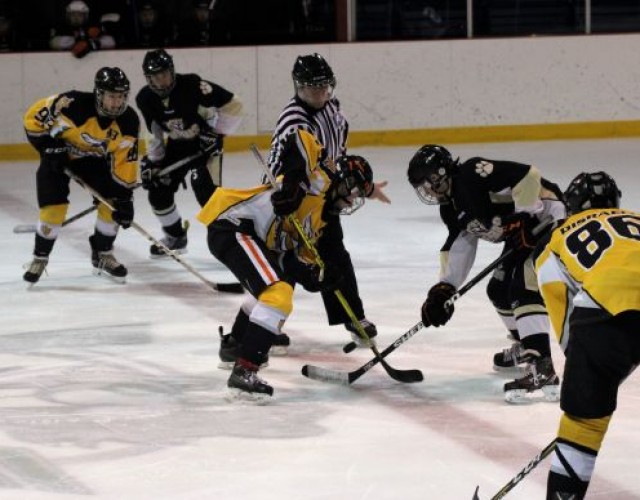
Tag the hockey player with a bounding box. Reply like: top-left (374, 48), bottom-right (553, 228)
top-left (136, 48), bottom-right (243, 258)
top-left (197, 129), bottom-right (374, 402)
top-left (266, 52), bottom-right (389, 348)
top-left (22, 66), bottom-right (139, 285)
top-left (407, 144), bottom-right (566, 402)
top-left (534, 172), bottom-right (639, 499)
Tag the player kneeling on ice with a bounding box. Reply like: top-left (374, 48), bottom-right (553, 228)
top-left (22, 67), bottom-right (139, 285)
top-left (534, 172), bottom-right (640, 499)
top-left (407, 144), bottom-right (566, 403)
top-left (196, 131), bottom-right (374, 402)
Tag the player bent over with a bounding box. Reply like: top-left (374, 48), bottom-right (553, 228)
top-left (196, 130), bottom-right (374, 402)
top-left (23, 67), bottom-right (139, 285)
top-left (534, 172), bottom-right (640, 499)
top-left (407, 145), bottom-right (566, 403)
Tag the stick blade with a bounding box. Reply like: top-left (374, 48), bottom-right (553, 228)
top-left (301, 365), bottom-right (351, 385)
top-left (387, 368), bottom-right (424, 383)
top-left (472, 486), bottom-right (480, 500)
top-left (13, 224), bottom-right (36, 234)
top-left (212, 282), bottom-right (244, 294)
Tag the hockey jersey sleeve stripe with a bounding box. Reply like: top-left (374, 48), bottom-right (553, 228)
top-left (237, 232), bottom-right (278, 285)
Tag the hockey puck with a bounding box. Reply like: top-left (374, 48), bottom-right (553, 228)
top-left (342, 341), bottom-right (357, 353)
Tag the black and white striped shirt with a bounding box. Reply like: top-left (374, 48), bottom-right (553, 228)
top-left (267, 96), bottom-right (348, 178)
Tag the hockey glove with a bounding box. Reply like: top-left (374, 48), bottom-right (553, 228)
top-left (140, 156), bottom-right (169, 190)
top-left (282, 253), bottom-right (342, 293)
top-left (271, 171), bottom-right (308, 216)
top-left (112, 199), bottom-right (134, 229)
top-left (421, 281), bottom-right (456, 327)
top-left (199, 129), bottom-right (223, 155)
top-left (501, 212), bottom-right (538, 250)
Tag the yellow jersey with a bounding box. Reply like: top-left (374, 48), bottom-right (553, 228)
top-left (24, 91), bottom-right (140, 187)
top-left (197, 128), bottom-right (331, 263)
top-left (535, 208), bottom-right (640, 348)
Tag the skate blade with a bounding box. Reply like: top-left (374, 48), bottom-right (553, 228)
top-left (225, 387), bottom-right (272, 405)
top-left (504, 385), bottom-right (561, 404)
top-left (269, 345), bottom-right (288, 356)
top-left (92, 268), bottom-right (126, 284)
top-left (149, 248), bottom-right (188, 260)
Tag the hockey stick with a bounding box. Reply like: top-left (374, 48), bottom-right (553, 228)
top-left (63, 168), bottom-right (243, 294)
top-left (310, 217), bottom-right (554, 384)
top-left (472, 440), bottom-right (556, 499)
top-left (13, 205), bottom-right (98, 234)
top-left (250, 143), bottom-right (423, 384)
top-left (14, 153), bottom-right (207, 235)
top-left (341, 217), bottom-right (554, 354)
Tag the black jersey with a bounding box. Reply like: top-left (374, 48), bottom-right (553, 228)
top-left (437, 157), bottom-right (565, 287)
top-left (136, 73), bottom-right (234, 160)
top-left (267, 95), bottom-right (348, 179)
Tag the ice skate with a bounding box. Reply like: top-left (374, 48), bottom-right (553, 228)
top-left (345, 318), bottom-right (378, 347)
top-left (504, 355), bottom-right (560, 404)
top-left (493, 342), bottom-right (535, 371)
top-left (23, 255), bottom-right (49, 285)
top-left (226, 360), bottom-right (273, 404)
top-left (150, 233), bottom-right (187, 258)
top-left (92, 250), bottom-right (127, 283)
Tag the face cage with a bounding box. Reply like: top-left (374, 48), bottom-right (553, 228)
top-left (332, 180), bottom-right (366, 215)
top-left (95, 89), bottom-right (129, 118)
top-left (414, 179), bottom-right (449, 205)
top-left (145, 68), bottom-right (175, 98)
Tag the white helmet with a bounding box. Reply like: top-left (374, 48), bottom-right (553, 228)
top-left (66, 0), bottom-right (89, 14)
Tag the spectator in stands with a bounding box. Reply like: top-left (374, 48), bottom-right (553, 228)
top-left (0, 12), bottom-right (16, 52)
top-left (135, 1), bottom-right (171, 48)
top-left (50, 0), bottom-right (115, 58)
top-left (175, 1), bottom-right (212, 47)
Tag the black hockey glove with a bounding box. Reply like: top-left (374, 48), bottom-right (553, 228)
top-left (199, 129), bottom-right (223, 155)
top-left (501, 212), bottom-right (538, 250)
top-left (282, 253), bottom-right (342, 293)
top-left (140, 156), bottom-right (169, 190)
top-left (421, 282), bottom-right (457, 327)
top-left (271, 174), bottom-right (308, 216)
top-left (112, 199), bottom-right (134, 229)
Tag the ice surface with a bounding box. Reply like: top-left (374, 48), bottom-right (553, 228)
top-left (1, 139), bottom-right (638, 499)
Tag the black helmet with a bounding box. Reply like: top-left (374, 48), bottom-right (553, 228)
top-left (564, 171), bottom-right (621, 215)
top-left (407, 144), bottom-right (455, 204)
top-left (142, 49), bottom-right (175, 97)
top-left (328, 155), bottom-right (374, 215)
top-left (94, 67), bottom-right (130, 117)
top-left (292, 53), bottom-right (336, 88)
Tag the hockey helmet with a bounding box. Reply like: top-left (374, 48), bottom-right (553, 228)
top-left (292, 53), bottom-right (336, 109)
top-left (66, 0), bottom-right (89, 27)
top-left (327, 155), bottom-right (374, 215)
top-left (564, 171), bottom-right (621, 215)
top-left (142, 49), bottom-right (175, 97)
top-left (407, 144), bottom-right (455, 204)
top-left (94, 67), bottom-right (130, 118)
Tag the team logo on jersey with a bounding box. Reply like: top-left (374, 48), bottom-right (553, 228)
top-left (41, 225), bottom-right (52, 237)
top-left (200, 81), bottom-right (213, 95)
top-left (475, 161), bottom-right (494, 177)
top-left (80, 133), bottom-right (109, 153)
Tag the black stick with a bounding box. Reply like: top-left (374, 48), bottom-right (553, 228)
top-left (302, 321), bottom-right (424, 384)
top-left (473, 440), bottom-right (556, 499)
